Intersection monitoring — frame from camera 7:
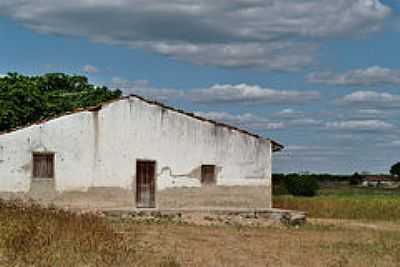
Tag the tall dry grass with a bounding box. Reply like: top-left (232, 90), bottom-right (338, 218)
top-left (0, 199), bottom-right (140, 266)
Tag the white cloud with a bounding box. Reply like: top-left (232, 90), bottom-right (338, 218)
top-left (279, 108), bottom-right (296, 115)
top-left (283, 145), bottom-right (352, 156)
top-left (82, 64), bottom-right (99, 73)
top-left (196, 110), bottom-right (323, 131)
top-left (326, 120), bottom-right (394, 131)
top-left (307, 66), bottom-right (400, 86)
top-left (290, 118), bottom-right (322, 127)
top-left (110, 78), bottom-right (184, 102)
top-left (358, 109), bottom-right (384, 115)
top-left (274, 108), bottom-right (322, 126)
top-left (343, 108), bottom-right (390, 120)
top-left (276, 108), bottom-right (305, 118)
top-left (189, 84), bottom-right (320, 104)
top-left (195, 111), bottom-right (285, 130)
top-left (151, 42), bottom-right (316, 71)
top-left (111, 79), bottom-right (321, 105)
top-left (340, 91), bottom-right (400, 108)
top-left (0, 0), bottom-right (391, 71)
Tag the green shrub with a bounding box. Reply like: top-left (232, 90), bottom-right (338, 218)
top-left (272, 174), bottom-right (288, 195)
top-left (349, 172), bottom-right (363, 185)
top-left (284, 175), bottom-right (319, 197)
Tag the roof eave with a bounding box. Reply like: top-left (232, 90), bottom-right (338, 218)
top-left (270, 139), bottom-right (284, 152)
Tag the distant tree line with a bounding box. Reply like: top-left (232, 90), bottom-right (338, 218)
top-left (273, 173), bottom-right (355, 184)
top-left (0, 73), bottom-right (122, 132)
top-left (274, 170), bottom-right (399, 186)
top-left (273, 169), bottom-right (400, 197)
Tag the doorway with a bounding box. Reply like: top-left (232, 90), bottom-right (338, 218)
top-left (136, 160), bottom-right (156, 208)
top-left (201, 165), bottom-right (216, 185)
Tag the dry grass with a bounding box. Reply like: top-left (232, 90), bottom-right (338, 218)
top-left (0, 199), bottom-right (141, 266)
top-left (115, 219), bottom-right (400, 267)
top-left (0, 199), bottom-right (400, 266)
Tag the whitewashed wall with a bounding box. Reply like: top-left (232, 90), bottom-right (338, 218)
top-left (0, 97), bottom-right (272, 204)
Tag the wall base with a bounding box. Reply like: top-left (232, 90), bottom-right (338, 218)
top-left (158, 185), bottom-right (271, 209)
top-left (0, 185), bottom-right (271, 209)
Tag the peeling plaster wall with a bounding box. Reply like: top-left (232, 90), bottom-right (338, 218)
top-left (0, 97), bottom-right (273, 208)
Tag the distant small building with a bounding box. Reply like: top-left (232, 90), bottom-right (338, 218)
top-left (361, 176), bottom-right (396, 188)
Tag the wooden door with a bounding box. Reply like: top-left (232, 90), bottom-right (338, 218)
top-left (136, 160), bottom-right (156, 208)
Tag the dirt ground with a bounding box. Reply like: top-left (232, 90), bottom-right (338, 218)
top-left (114, 218), bottom-right (400, 267)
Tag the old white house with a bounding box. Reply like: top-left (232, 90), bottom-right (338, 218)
top-left (0, 95), bottom-right (283, 209)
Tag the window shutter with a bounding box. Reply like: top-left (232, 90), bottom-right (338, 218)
top-left (33, 153), bottom-right (54, 179)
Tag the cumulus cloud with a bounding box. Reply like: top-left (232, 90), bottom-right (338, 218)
top-left (340, 91), bottom-right (400, 108)
top-left (358, 109), bottom-right (385, 115)
top-left (82, 64), bottom-right (99, 73)
top-left (189, 84), bottom-right (320, 104)
top-left (307, 66), bottom-right (400, 86)
top-left (195, 111), bottom-right (285, 130)
top-left (283, 145), bottom-right (353, 157)
top-left (151, 42), bottom-right (316, 71)
top-left (344, 108), bottom-right (390, 120)
top-left (110, 78), bottom-right (184, 102)
top-left (196, 110), bottom-right (323, 131)
top-left (275, 108), bottom-right (305, 118)
top-left (0, 0), bottom-right (391, 71)
top-left (111, 79), bottom-right (321, 105)
top-left (290, 118), bottom-right (322, 127)
top-left (326, 120), bottom-right (394, 131)
top-left (360, 108), bottom-right (393, 117)
top-left (274, 108), bottom-right (322, 126)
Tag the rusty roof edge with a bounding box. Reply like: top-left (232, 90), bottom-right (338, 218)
top-left (0, 94), bottom-right (284, 150)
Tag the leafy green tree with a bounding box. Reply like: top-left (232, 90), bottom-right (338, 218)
top-left (390, 162), bottom-right (400, 177)
top-left (283, 174), bottom-right (319, 197)
top-left (0, 73), bottom-right (122, 132)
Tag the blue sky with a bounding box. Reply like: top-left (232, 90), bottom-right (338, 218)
top-left (1, 0), bottom-right (400, 174)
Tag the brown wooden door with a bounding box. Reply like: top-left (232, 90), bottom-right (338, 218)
top-left (136, 160), bottom-right (156, 208)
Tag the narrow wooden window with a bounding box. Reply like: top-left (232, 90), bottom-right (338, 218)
top-left (33, 153), bottom-right (54, 179)
top-left (201, 165), bottom-right (216, 185)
